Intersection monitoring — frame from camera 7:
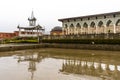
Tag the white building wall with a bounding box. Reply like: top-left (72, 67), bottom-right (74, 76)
top-left (62, 13), bottom-right (120, 35)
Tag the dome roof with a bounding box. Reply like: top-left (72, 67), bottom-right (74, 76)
top-left (51, 26), bottom-right (62, 31)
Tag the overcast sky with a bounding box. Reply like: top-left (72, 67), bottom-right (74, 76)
top-left (0, 0), bottom-right (120, 33)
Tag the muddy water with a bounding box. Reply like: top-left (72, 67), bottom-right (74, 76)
top-left (0, 48), bottom-right (120, 80)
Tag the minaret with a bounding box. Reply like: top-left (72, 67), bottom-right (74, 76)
top-left (28, 11), bottom-right (36, 26)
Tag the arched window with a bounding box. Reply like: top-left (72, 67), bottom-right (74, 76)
top-left (106, 20), bottom-right (113, 27)
top-left (98, 21), bottom-right (104, 27)
top-left (65, 24), bottom-right (68, 28)
top-left (70, 24), bottom-right (74, 28)
top-left (116, 19), bottom-right (120, 26)
top-left (76, 23), bottom-right (81, 28)
top-left (90, 22), bottom-right (95, 28)
top-left (83, 22), bottom-right (88, 28)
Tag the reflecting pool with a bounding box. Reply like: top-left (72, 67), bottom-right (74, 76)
top-left (0, 48), bottom-right (120, 80)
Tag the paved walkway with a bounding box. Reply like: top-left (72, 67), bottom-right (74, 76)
top-left (0, 44), bottom-right (38, 47)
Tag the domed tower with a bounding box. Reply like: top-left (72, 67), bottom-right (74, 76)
top-left (50, 26), bottom-right (62, 35)
top-left (28, 11), bottom-right (36, 26)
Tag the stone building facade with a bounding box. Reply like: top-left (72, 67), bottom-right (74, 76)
top-left (58, 11), bottom-right (120, 35)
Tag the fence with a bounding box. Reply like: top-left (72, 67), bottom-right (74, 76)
top-left (43, 33), bottom-right (120, 40)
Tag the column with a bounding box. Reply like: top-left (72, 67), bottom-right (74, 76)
top-left (81, 27), bottom-right (82, 34)
top-left (68, 27), bottom-right (70, 35)
top-left (62, 28), bottom-right (64, 35)
top-left (104, 25), bottom-right (107, 34)
top-left (113, 65), bottom-right (118, 78)
top-left (62, 23), bottom-right (65, 35)
top-left (105, 63), bottom-right (110, 70)
top-left (96, 26), bottom-right (97, 34)
top-left (66, 28), bottom-right (68, 35)
top-left (63, 28), bottom-right (65, 35)
top-left (113, 24), bottom-right (116, 33)
top-left (114, 65), bottom-right (118, 72)
top-left (74, 27), bottom-right (76, 35)
top-left (72, 27), bottom-right (74, 35)
top-left (88, 26), bottom-right (90, 34)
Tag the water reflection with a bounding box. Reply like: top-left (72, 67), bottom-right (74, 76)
top-left (16, 51), bottom-right (46, 80)
top-left (0, 49), bottom-right (120, 80)
top-left (60, 54), bottom-right (120, 80)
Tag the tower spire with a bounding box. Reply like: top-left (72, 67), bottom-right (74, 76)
top-left (31, 11), bottom-right (34, 19)
top-left (28, 11), bottom-right (36, 26)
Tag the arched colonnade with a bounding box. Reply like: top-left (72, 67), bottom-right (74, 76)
top-left (61, 13), bottom-right (120, 35)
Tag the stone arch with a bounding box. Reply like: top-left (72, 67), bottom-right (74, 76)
top-left (106, 20), bottom-right (114, 33)
top-left (69, 23), bottom-right (74, 35)
top-left (106, 20), bottom-right (113, 27)
top-left (116, 19), bottom-right (120, 26)
top-left (89, 22), bottom-right (96, 34)
top-left (70, 24), bottom-right (74, 27)
top-left (83, 22), bottom-right (88, 28)
top-left (64, 24), bottom-right (68, 35)
top-left (98, 21), bottom-right (104, 27)
top-left (97, 21), bottom-right (104, 34)
top-left (115, 19), bottom-right (120, 33)
top-left (65, 24), bottom-right (68, 28)
top-left (76, 23), bottom-right (81, 28)
top-left (76, 23), bottom-right (81, 34)
top-left (90, 22), bottom-right (95, 28)
top-left (83, 22), bottom-right (88, 34)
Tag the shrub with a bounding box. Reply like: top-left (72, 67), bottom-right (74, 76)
top-left (42, 39), bottom-right (120, 45)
